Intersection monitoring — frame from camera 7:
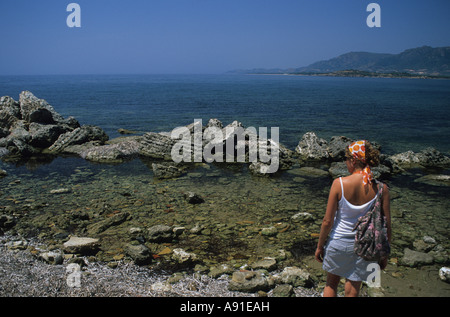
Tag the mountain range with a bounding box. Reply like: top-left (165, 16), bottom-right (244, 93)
top-left (232, 46), bottom-right (450, 77)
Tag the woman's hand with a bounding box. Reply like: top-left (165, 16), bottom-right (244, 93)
top-left (379, 257), bottom-right (388, 270)
top-left (315, 247), bottom-right (324, 263)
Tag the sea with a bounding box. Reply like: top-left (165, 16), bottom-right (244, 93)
top-left (1, 74), bottom-right (450, 297)
top-left (1, 74), bottom-right (450, 153)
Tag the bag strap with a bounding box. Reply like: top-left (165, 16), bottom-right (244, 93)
top-left (352, 179), bottom-right (384, 231)
top-left (374, 180), bottom-right (383, 201)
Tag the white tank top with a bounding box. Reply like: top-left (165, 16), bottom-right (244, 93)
top-left (329, 177), bottom-right (377, 240)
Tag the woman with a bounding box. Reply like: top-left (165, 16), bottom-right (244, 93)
top-left (315, 140), bottom-right (391, 297)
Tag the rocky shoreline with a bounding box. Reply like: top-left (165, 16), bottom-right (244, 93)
top-left (1, 91), bottom-right (450, 297)
top-left (2, 91), bottom-right (450, 174)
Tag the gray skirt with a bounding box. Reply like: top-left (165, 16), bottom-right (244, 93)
top-left (322, 237), bottom-right (377, 282)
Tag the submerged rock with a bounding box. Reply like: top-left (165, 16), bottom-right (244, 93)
top-left (261, 226), bottom-right (278, 237)
top-left (50, 188), bottom-right (71, 194)
top-left (414, 174), bottom-right (450, 187)
top-left (184, 192), bottom-right (205, 204)
top-left (125, 243), bottom-right (152, 265)
top-left (228, 270), bottom-right (271, 293)
top-left (0, 214), bottom-right (16, 230)
top-left (152, 162), bottom-right (186, 179)
top-left (291, 212), bottom-right (314, 223)
top-left (328, 161), bottom-right (391, 180)
top-left (172, 248), bottom-right (198, 264)
top-left (250, 257), bottom-right (277, 271)
top-left (147, 225), bottom-right (175, 243)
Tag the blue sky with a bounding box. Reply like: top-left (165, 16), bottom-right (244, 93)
top-left (1, 0), bottom-right (449, 75)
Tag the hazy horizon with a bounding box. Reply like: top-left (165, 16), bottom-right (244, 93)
top-left (1, 0), bottom-right (449, 75)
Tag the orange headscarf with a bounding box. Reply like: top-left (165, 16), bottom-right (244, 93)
top-left (348, 140), bottom-right (373, 185)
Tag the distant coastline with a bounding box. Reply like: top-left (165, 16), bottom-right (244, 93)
top-left (230, 45), bottom-right (450, 79)
top-left (243, 69), bottom-right (450, 80)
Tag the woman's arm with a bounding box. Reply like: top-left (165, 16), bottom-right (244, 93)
top-left (379, 183), bottom-right (391, 270)
top-left (315, 178), bottom-right (340, 263)
top-left (382, 183), bottom-right (391, 243)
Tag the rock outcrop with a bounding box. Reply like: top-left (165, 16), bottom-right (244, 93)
top-left (2, 91), bottom-right (449, 182)
top-left (296, 132), bottom-right (330, 161)
top-left (389, 147), bottom-right (450, 169)
top-left (0, 91), bottom-right (107, 158)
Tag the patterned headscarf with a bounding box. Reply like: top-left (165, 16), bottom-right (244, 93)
top-left (348, 140), bottom-right (373, 185)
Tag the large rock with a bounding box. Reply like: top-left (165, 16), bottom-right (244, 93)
top-left (139, 132), bottom-right (176, 160)
top-left (19, 91), bottom-right (79, 128)
top-left (296, 132), bottom-right (330, 161)
top-left (79, 137), bottom-right (142, 163)
top-left (401, 248), bottom-right (434, 267)
top-left (275, 266), bottom-right (314, 288)
top-left (0, 91), bottom-right (103, 157)
top-left (389, 148), bottom-right (450, 168)
top-left (63, 236), bottom-right (100, 255)
top-left (327, 135), bottom-right (353, 161)
top-left (28, 123), bottom-right (72, 148)
top-left (48, 125), bottom-right (109, 153)
top-left (219, 119), bottom-right (294, 173)
top-left (0, 120), bottom-right (39, 156)
top-left (295, 132), bottom-right (386, 167)
top-left (0, 96), bottom-right (21, 134)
